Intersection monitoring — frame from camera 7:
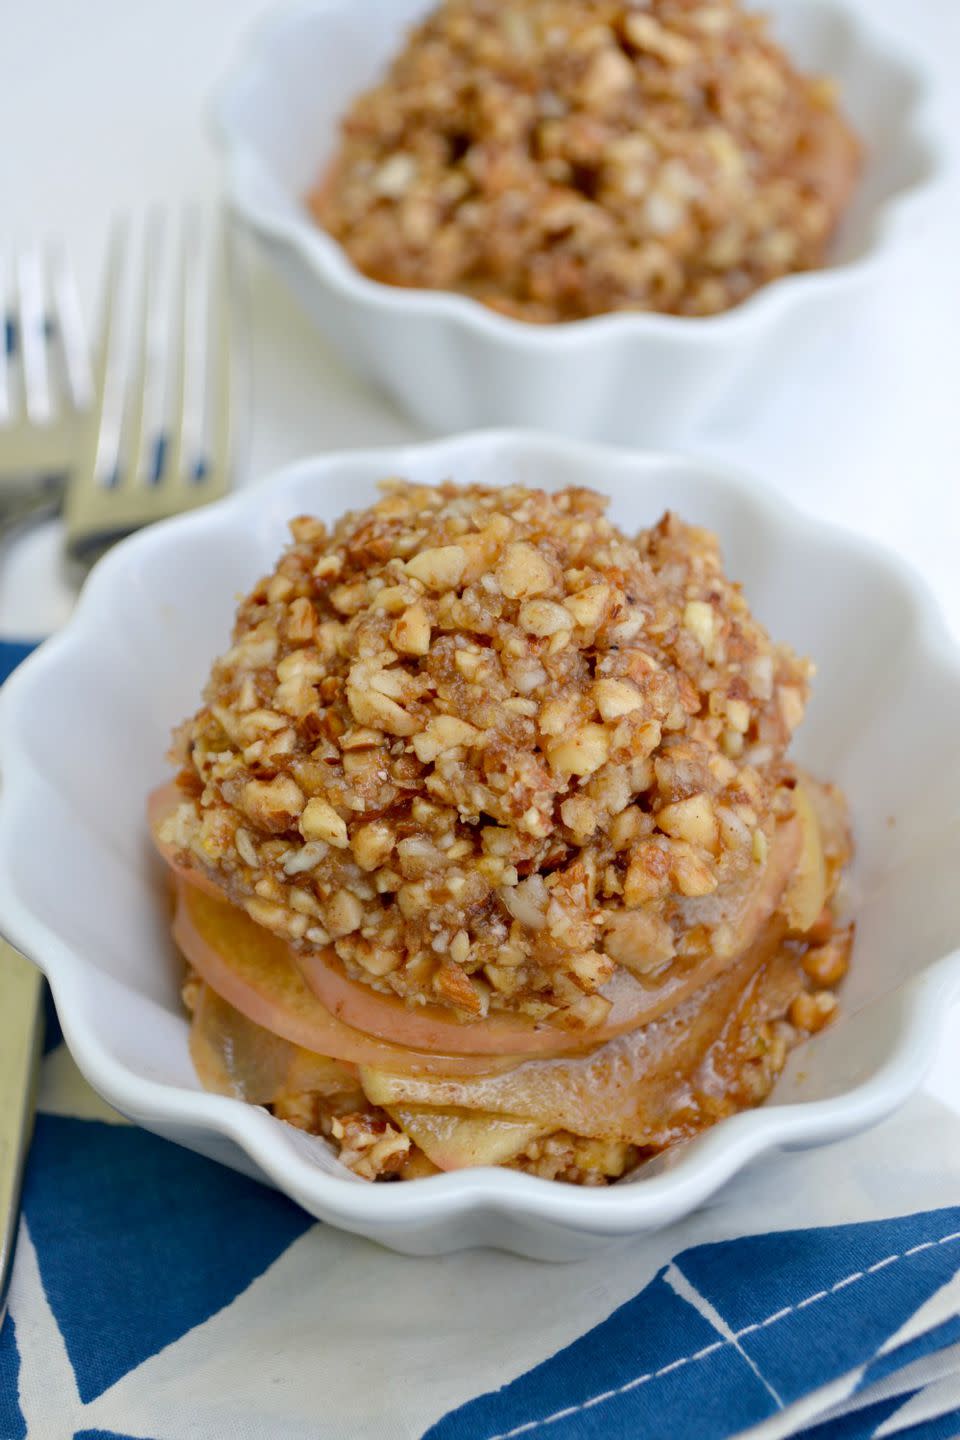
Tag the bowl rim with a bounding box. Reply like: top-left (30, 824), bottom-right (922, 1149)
top-left (208, 0), bottom-right (948, 353)
top-left (2, 429), bottom-right (960, 1235)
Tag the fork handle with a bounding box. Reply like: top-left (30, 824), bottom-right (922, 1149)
top-left (0, 942), bottom-right (43, 1326)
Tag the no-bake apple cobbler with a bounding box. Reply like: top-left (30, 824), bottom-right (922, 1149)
top-left (151, 481), bottom-right (853, 1184)
top-left (312, 0), bottom-right (861, 321)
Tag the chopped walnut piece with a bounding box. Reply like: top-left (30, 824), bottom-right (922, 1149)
top-left (657, 794), bottom-right (718, 849)
top-left (621, 10), bottom-right (697, 65)
top-left (241, 776), bottom-right (305, 833)
top-left (328, 889), bottom-right (364, 937)
top-left (670, 844), bottom-right (719, 898)
top-left (802, 925), bottom-right (852, 987)
top-left (603, 908), bottom-right (676, 973)
top-left (623, 841), bottom-right (670, 907)
top-left (390, 602), bottom-right (432, 656)
top-left (519, 599), bottom-right (572, 637)
top-left (405, 544), bottom-right (466, 590)
top-left (496, 542), bottom-right (554, 599)
top-left (412, 714), bottom-right (483, 763)
top-left (332, 1113), bottom-right (411, 1180)
top-left (790, 989), bottom-right (838, 1033)
top-left (564, 585), bottom-right (610, 630)
top-left (351, 820), bottom-right (395, 872)
top-left (300, 798), bottom-right (349, 848)
top-left (434, 960), bottom-right (484, 1015)
top-left (545, 724), bottom-right (610, 777)
top-left (594, 678), bottom-right (643, 721)
top-left (347, 680), bottom-right (419, 737)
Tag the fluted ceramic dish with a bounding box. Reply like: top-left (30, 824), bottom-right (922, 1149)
top-left (1, 432), bottom-right (959, 1260)
top-left (210, 0), bottom-right (943, 445)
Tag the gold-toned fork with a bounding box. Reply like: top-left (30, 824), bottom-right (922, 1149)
top-left (64, 213), bottom-right (232, 575)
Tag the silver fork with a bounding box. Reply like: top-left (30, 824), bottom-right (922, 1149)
top-left (2, 219), bottom-right (233, 1322)
top-left (64, 213), bottom-right (232, 574)
top-left (0, 245), bottom-right (92, 528)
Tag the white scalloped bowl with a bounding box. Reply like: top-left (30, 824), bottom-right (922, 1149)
top-left (2, 433), bottom-right (960, 1260)
top-left (211, 0), bottom-right (943, 445)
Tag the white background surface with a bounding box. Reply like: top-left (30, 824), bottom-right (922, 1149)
top-left (1, 1), bottom-right (959, 1105)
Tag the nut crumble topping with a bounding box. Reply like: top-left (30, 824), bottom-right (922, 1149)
top-left (163, 481), bottom-right (813, 1030)
top-left (313, 0), bottom-right (861, 321)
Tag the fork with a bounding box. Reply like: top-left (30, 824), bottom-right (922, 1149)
top-left (0, 245), bottom-right (92, 527)
top-left (64, 213), bottom-right (232, 574)
top-left (0, 239), bottom-right (92, 1324)
top-left (0, 246), bottom-right (90, 1323)
top-left (2, 217), bottom-right (232, 1322)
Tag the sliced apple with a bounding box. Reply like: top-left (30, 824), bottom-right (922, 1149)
top-left (782, 782), bottom-right (827, 934)
top-left (360, 921), bottom-right (787, 1144)
top-left (190, 981), bottom-right (360, 1105)
top-left (385, 1106), bottom-right (547, 1171)
top-left (298, 950), bottom-right (693, 1058)
top-left (802, 773), bottom-right (853, 898)
top-left (148, 782), bottom-right (225, 900)
top-left (296, 948), bottom-right (578, 1057)
top-left (174, 879), bottom-right (523, 1079)
top-left (159, 780), bottom-right (802, 1073)
top-left (292, 813), bottom-right (799, 1057)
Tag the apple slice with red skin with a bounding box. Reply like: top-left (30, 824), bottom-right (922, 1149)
top-left (384, 1106), bottom-right (548, 1171)
top-left (291, 814), bottom-right (799, 1056)
top-left (152, 780), bottom-right (802, 1062)
top-left (189, 980), bottom-right (363, 1105)
top-left (359, 918), bottom-right (799, 1146)
top-left (148, 783), bottom-right (226, 900)
top-left (173, 879), bottom-right (527, 1079)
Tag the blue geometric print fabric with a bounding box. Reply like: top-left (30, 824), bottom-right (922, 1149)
top-left (428, 1267), bottom-right (778, 1440)
top-left (0, 641), bottom-right (38, 686)
top-left (800, 1404), bottom-right (960, 1440)
top-left (0, 1318), bottom-right (26, 1440)
top-left (678, 1214), bottom-right (960, 1410)
top-left (5, 1145), bottom-right (960, 1440)
top-left (425, 1212), bottom-right (960, 1440)
top-left (859, 1317), bottom-right (960, 1391)
top-left (22, 1117), bottom-right (314, 1405)
top-left (2, 639), bottom-right (960, 1440)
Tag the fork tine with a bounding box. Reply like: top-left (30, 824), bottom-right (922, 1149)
top-left (206, 219), bottom-right (232, 490)
top-left (124, 212), bottom-right (163, 488)
top-left (65, 209), bottom-right (234, 576)
top-left (89, 221), bottom-right (129, 487)
top-left (172, 210), bottom-right (211, 486)
top-left (49, 245), bottom-right (93, 414)
top-left (137, 211), bottom-right (172, 484)
top-left (16, 247), bottom-right (51, 426)
top-left (167, 210), bottom-right (203, 489)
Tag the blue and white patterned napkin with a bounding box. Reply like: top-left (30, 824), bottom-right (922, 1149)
top-left (2, 641), bottom-right (959, 1440)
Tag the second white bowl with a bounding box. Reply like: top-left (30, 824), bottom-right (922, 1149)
top-left (212, 0), bottom-right (941, 445)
